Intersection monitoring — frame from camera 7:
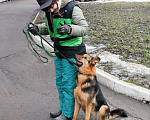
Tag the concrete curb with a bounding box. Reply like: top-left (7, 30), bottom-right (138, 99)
top-left (0, 0), bottom-right (8, 3)
top-left (31, 12), bottom-right (150, 102)
top-left (96, 69), bottom-right (150, 102)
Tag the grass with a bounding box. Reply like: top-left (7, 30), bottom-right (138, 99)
top-left (34, 11), bottom-right (45, 24)
top-left (80, 2), bottom-right (150, 67)
top-left (124, 79), bottom-right (150, 90)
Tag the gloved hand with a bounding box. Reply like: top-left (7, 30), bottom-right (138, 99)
top-left (28, 25), bottom-right (39, 35)
top-left (57, 21), bottom-right (72, 35)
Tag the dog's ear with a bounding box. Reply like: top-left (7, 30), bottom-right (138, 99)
top-left (95, 56), bottom-right (101, 63)
top-left (91, 56), bottom-right (101, 65)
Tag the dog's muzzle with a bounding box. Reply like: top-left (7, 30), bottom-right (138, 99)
top-left (73, 61), bottom-right (83, 67)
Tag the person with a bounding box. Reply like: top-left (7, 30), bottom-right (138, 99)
top-left (29, 0), bottom-right (88, 119)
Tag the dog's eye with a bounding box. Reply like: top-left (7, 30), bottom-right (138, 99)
top-left (84, 57), bottom-right (87, 59)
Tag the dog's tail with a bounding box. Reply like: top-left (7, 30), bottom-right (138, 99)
top-left (109, 108), bottom-right (128, 119)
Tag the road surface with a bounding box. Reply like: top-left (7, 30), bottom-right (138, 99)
top-left (0, 0), bottom-right (149, 120)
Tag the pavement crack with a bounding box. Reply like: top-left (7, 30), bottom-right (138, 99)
top-left (0, 50), bottom-right (27, 60)
top-left (0, 53), bottom-right (16, 60)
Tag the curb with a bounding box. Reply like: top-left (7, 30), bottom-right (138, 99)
top-left (31, 12), bottom-right (150, 102)
top-left (0, 0), bottom-right (8, 3)
top-left (96, 69), bottom-right (150, 102)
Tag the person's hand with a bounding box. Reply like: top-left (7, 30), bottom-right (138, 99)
top-left (28, 25), bottom-right (39, 35)
top-left (57, 21), bottom-right (72, 35)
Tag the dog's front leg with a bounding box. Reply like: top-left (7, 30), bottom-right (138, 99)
top-left (72, 99), bottom-right (80, 120)
top-left (85, 104), bottom-right (92, 120)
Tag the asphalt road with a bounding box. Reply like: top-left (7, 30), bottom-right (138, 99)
top-left (0, 0), bottom-right (149, 120)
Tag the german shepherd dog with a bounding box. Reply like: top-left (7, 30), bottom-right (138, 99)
top-left (73, 53), bottom-right (128, 120)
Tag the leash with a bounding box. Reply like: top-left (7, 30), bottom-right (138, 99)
top-left (22, 22), bottom-right (75, 65)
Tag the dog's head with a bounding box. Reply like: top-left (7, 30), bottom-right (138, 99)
top-left (73, 53), bottom-right (100, 75)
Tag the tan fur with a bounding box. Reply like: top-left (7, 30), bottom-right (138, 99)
top-left (73, 53), bottom-right (127, 120)
top-left (100, 105), bottom-right (109, 120)
top-left (74, 53), bottom-right (99, 75)
top-left (73, 53), bottom-right (105, 120)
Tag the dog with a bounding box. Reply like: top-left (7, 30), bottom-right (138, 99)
top-left (73, 53), bottom-right (128, 120)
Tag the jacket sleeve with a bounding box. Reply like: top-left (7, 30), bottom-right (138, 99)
top-left (69, 6), bottom-right (89, 37)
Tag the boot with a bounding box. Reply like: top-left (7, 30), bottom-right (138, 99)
top-left (53, 113), bottom-right (71, 120)
top-left (50, 110), bottom-right (62, 118)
